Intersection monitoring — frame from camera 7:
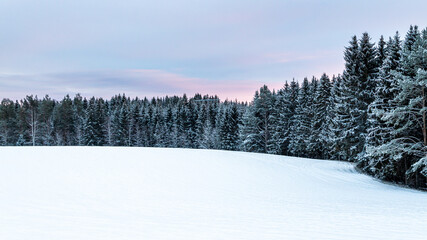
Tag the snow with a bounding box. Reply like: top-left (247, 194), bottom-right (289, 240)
top-left (0, 147), bottom-right (426, 240)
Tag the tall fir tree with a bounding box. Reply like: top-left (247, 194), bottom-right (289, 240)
top-left (270, 82), bottom-right (293, 155)
top-left (0, 99), bottom-right (18, 145)
top-left (54, 95), bottom-right (76, 145)
top-left (219, 104), bottom-right (240, 150)
top-left (111, 105), bottom-right (130, 146)
top-left (308, 74), bottom-right (332, 159)
top-left (381, 27), bottom-right (426, 187)
top-left (289, 78), bottom-right (311, 157)
top-left (360, 32), bottom-right (402, 176)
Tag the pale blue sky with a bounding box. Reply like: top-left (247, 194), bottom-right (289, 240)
top-left (0, 0), bottom-right (426, 101)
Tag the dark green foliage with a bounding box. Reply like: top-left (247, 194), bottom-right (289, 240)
top-left (239, 85), bottom-right (275, 153)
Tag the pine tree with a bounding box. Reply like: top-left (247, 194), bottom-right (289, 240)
top-left (381, 27), bottom-right (426, 187)
top-left (164, 106), bottom-right (176, 148)
top-left (359, 32), bottom-right (402, 176)
top-left (239, 102), bottom-right (259, 152)
top-left (289, 78), bottom-right (311, 157)
top-left (83, 98), bottom-right (106, 146)
top-left (270, 83), bottom-right (293, 155)
top-left (377, 35), bottom-right (387, 67)
top-left (15, 100), bottom-right (30, 145)
top-left (38, 95), bottom-right (56, 146)
top-left (195, 104), bottom-right (208, 148)
top-left (153, 109), bottom-right (166, 147)
top-left (23, 95), bottom-right (39, 146)
top-left (332, 34), bottom-right (378, 161)
top-left (111, 105), bottom-right (129, 146)
top-left (0, 99), bottom-right (18, 146)
top-left (185, 101), bottom-right (198, 148)
top-left (308, 74), bottom-right (332, 159)
top-left (73, 94), bottom-right (85, 145)
top-left (54, 95), bottom-right (76, 145)
top-left (219, 104), bottom-right (240, 150)
top-left (358, 32), bottom-right (378, 106)
top-left (252, 85), bottom-right (275, 153)
top-left (328, 75), bottom-right (344, 160)
top-left (129, 103), bottom-right (141, 146)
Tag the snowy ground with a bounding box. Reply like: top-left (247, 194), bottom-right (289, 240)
top-left (0, 147), bottom-right (426, 240)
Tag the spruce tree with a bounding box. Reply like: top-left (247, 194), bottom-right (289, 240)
top-left (0, 99), bottom-right (18, 146)
top-left (239, 102), bottom-right (259, 152)
top-left (289, 78), bottom-right (311, 157)
top-left (381, 26), bottom-right (426, 187)
top-left (360, 33), bottom-right (402, 176)
top-left (270, 83), bottom-right (293, 155)
top-left (83, 98), bottom-right (106, 146)
top-left (54, 95), bottom-right (76, 145)
top-left (333, 34), bottom-right (378, 161)
top-left (328, 75), bottom-right (345, 160)
top-left (219, 104), bottom-right (240, 150)
top-left (38, 95), bottom-right (56, 146)
top-left (254, 85), bottom-right (275, 153)
top-left (308, 74), bottom-right (332, 159)
top-left (377, 35), bottom-right (386, 67)
top-left (111, 105), bottom-right (129, 146)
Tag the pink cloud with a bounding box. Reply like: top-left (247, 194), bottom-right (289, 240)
top-left (126, 69), bottom-right (264, 101)
top-left (1, 64), bottom-right (345, 103)
top-left (0, 69), bottom-right (266, 102)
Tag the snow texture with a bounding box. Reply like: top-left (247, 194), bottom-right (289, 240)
top-left (0, 147), bottom-right (426, 239)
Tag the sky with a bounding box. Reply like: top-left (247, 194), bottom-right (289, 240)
top-left (0, 0), bottom-right (426, 102)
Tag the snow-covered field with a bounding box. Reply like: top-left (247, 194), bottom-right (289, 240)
top-left (0, 147), bottom-right (426, 240)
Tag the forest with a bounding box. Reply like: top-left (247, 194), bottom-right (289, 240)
top-left (1, 25), bottom-right (426, 189)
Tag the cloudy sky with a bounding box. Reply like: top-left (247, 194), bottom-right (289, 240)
top-left (1, 0), bottom-right (426, 101)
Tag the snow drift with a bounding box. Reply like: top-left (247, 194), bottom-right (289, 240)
top-left (0, 147), bottom-right (426, 240)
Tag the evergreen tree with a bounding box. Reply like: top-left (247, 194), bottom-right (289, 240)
top-left (164, 106), bottom-right (176, 148)
top-left (195, 104), bottom-right (208, 148)
top-left (246, 85), bottom-right (275, 153)
top-left (380, 27), bottom-right (426, 187)
top-left (73, 94), bottom-right (85, 145)
top-left (328, 75), bottom-right (344, 159)
top-left (83, 98), bottom-right (106, 146)
top-left (289, 78), bottom-right (311, 157)
top-left (270, 83), bottom-right (293, 155)
top-left (239, 102), bottom-right (259, 152)
top-left (153, 109), bottom-right (166, 147)
top-left (23, 95), bottom-right (39, 146)
top-left (0, 99), bottom-right (18, 145)
top-left (308, 74), bottom-right (332, 159)
top-left (359, 33), bottom-right (402, 176)
top-left (358, 32), bottom-right (378, 106)
top-left (219, 104), bottom-right (240, 150)
top-left (38, 95), bottom-right (56, 146)
top-left (111, 105), bottom-right (129, 146)
top-left (54, 95), bottom-right (76, 145)
top-left (185, 101), bottom-right (198, 148)
top-left (377, 35), bottom-right (387, 67)
top-left (333, 34), bottom-right (378, 161)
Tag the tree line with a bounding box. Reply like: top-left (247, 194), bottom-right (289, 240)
top-left (1, 25), bottom-right (426, 189)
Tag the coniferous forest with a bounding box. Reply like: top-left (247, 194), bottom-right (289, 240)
top-left (1, 26), bottom-right (427, 189)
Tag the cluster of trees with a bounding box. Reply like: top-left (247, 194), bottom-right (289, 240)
top-left (239, 25), bottom-right (427, 188)
top-left (0, 25), bottom-right (426, 189)
top-left (0, 94), bottom-right (244, 150)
